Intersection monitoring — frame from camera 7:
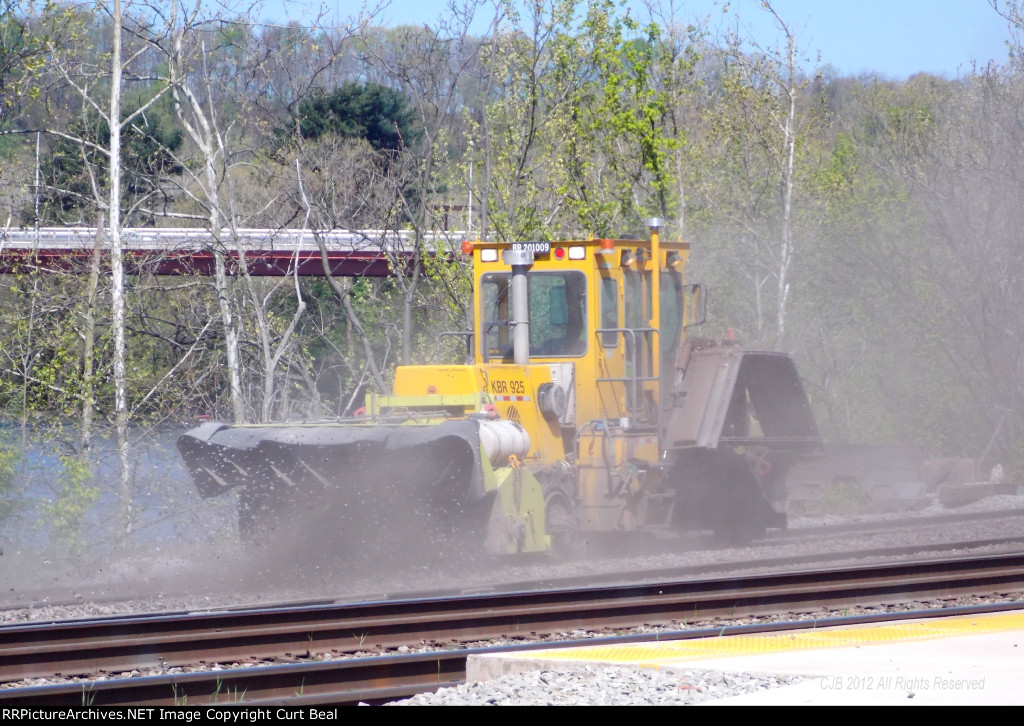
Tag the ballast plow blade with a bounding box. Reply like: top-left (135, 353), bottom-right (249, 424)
top-left (176, 418), bottom-right (548, 558)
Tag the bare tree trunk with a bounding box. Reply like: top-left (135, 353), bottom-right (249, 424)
top-left (212, 251), bottom-right (243, 419)
top-left (775, 38), bottom-right (797, 350)
top-left (310, 237), bottom-right (388, 393)
top-left (80, 213), bottom-right (103, 453)
top-left (107, 0), bottom-right (132, 543)
top-left (479, 17), bottom-right (498, 244)
top-left (170, 36), bottom-right (245, 422)
top-left (401, 258), bottom-right (420, 366)
top-left (256, 260), bottom-right (306, 423)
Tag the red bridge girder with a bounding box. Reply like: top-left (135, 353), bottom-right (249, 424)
top-left (0, 248), bottom-right (408, 277)
top-left (0, 228), bottom-right (459, 277)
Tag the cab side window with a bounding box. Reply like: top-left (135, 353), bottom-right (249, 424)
top-left (600, 276), bottom-right (619, 348)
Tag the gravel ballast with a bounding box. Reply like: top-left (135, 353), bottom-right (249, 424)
top-left (386, 666), bottom-right (803, 705)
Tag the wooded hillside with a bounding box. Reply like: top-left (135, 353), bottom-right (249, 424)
top-left (1, 0), bottom-right (1022, 552)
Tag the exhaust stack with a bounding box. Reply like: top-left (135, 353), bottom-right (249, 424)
top-left (502, 248), bottom-right (534, 365)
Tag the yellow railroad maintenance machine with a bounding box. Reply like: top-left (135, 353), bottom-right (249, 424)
top-left (178, 220), bottom-right (821, 555)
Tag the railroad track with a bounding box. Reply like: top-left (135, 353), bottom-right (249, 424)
top-left (3, 552), bottom-right (1024, 705)
top-left (767, 506), bottom-right (1024, 542)
top-left (4, 505), bottom-right (1023, 618)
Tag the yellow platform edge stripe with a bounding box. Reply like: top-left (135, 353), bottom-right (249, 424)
top-left (520, 611), bottom-right (1024, 664)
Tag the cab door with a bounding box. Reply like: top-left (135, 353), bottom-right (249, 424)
top-left (594, 270), bottom-right (627, 422)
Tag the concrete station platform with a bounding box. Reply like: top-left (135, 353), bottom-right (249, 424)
top-left (468, 610), bottom-right (1024, 704)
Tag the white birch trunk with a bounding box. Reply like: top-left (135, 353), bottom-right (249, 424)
top-left (108, 0), bottom-right (132, 543)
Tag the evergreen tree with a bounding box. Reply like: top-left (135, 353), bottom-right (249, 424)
top-left (296, 81), bottom-right (421, 153)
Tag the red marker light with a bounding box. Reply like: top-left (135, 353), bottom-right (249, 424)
top-left (553, 246), bottom-right (566, 260)
top-left (427, 385), bottom-right (438, 394)
top-left (461, 240), bottom-right (474, 255)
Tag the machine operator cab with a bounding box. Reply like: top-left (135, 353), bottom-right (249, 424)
top-left (465, 220), bottom-right (705, 430)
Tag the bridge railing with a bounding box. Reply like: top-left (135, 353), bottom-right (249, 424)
top-left (0, 227), bottom-right (466, 254)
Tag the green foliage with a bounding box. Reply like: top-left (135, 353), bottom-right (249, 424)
top-left (0, 269), bottom-right (93, 421)
top-left (0, 119), bottom-right (26, 158)
top-left (0, 437), bottom-right (20, 525)
top-left (552, 1), bottom-right (678, 234)
top-left (39, 454), bottom-right (98, 559)
top-left (37, 98), bottom-right (183, 225)
top-left (296, 82), bottom-right (421, 153)
top-left (0, 0), bottom-right (49, 124)
top-left (580, 6), bottom-right (679, 224)
top-left (482, 0), bottom-right (693, 241)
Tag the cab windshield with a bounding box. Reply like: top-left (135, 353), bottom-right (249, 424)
top-left (481, 271), bottom-right (588, 360)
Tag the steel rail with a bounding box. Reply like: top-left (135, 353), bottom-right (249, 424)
top-left (4, 599), bottom-right (1024, 707)
top-left (2, 552), bottom-right (1024, 704)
